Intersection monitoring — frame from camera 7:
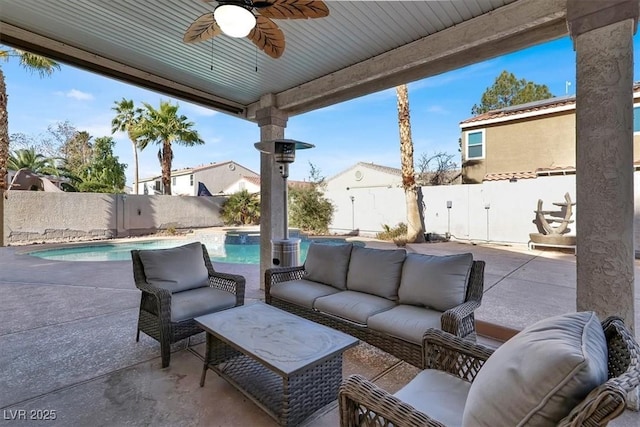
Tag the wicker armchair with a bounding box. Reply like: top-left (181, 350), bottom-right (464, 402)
top-left (132, 243), bottom-right (245, 368)
top-left (339, 316), bottom-right (640, 427)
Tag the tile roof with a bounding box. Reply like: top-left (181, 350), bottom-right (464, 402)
top-left (461, 82), bottom-right (640, 126)
top-left (483, 166), bottom-right (577, 182)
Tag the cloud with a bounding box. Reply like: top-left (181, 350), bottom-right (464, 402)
top-left (425, 105), bottom-right (448, 114)
top-left (182, 103), bottom-right (219, 117)
top-left (56, 89), bottom-right (94, 101)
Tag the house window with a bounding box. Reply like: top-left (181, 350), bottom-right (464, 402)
top-left (172, 177), bottom-right (176, 186)
top-left (634, 106), bottom-right (640, 133)
top-left (239, 181), bottom-right (246, 190)
top-left (466, 129), bottom-right (485, 160)
top-left (154, 181), bottom-right (161, 192)
top-left (189, 174), bottom-right (194, 186)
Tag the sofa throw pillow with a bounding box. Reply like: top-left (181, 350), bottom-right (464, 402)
top-left (138, 241), bottom-right (209, 293)
top-left (346, 246), bottom-right (406, 300)
top-left (304, 242), bottom-right (353, 289)
top-left (462, 311), bottom-right (608, 427)
top-left (398, 253), bottom-right (473, 312)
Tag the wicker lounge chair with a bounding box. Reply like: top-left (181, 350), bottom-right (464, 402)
top-left (132, 242), bottom-right (245, 368)
top-left (339, 314), bottom-right (640, 426)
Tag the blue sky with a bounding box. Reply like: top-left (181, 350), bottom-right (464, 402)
top-left (3, 34), bottom-right (640, 185)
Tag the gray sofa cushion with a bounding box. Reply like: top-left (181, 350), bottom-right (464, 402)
top-left (462, 311), bottom-right (608, 427)
top-left (398, 253), bottom-right (473, 311)
top-left (346, 246), bottom-right (406, 300)
top-left (270, 279), bottom-right (341, 309)
top-left (313, 291), bottom-right (396, 325)
top-left (170, 286), bottom-right (236, 322)
top-left (395, 370), bottom-right (471, 427)
top-left (367, 305), bottom-right (442, 344)
top-left (139, 242), bottom-right (209, 293)
top-left (304, 242), bottom-right (353, 289)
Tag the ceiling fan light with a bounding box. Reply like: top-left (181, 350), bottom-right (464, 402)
top-left (214, 4), bottom-right (256, 38)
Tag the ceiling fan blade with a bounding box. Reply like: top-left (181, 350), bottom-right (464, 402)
top-left (257, 0), bottom-right (329, 20)
top-left (248, 15), bottom-right (285, 59)
top-left (183, 13), bottom-right (222, 43)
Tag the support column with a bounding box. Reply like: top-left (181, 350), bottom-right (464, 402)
top-left (256, 95), bottom-right (288, 290)
top-left (569, 0), bottom-right (637, 330)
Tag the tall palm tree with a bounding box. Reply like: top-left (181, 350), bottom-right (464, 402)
top-left (111, 98), bottom-right (142, 194)
top-left (0, 48), bottom-right (59, 190)
top-left (0, 47), bottom-right (59, 246)
top-left (135, 101), bottom-right (204, 195)
top-left (396, 84), bottom-right (425, 243)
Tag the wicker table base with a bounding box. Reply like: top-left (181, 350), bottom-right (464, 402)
top-left (196, 303), bottom-right (358, 427)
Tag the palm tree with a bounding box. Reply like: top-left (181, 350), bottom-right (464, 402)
top-left (221, 189), bottom-right (261, 225)
top-left (0, 47), bottom-right (59, 246)
top-left (8, 148), bottom-right (63, 176)
top-left (135, 100), bottom-right (204, 195)
top-left (396, 84), bottom-right (425, 243)
top-left (111, 98), bottom-right (143, 194)
top-left (0, 48), bottom-right (59, 191)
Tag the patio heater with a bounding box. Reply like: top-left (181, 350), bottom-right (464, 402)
top-left (254, 139), bottom-right (314, 267)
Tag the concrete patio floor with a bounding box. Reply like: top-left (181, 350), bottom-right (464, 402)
top-left (1, 237), bottom-right (639, 426)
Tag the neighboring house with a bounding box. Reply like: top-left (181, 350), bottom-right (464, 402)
top-left (325, 162), bottom-right (405, 235)
top-left (7, 169), bottom-right (68, 191)
top-left (221, 175), bottom-right (261, 195)
top-left (459, 84), bottom-right (640, 183)
top-left (138, 161), bottom-right (259, 196)
top-left (325, 162), bottom-right (402, 193)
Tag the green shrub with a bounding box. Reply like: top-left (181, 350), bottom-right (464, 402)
top-left (221, 190), bottom-right (260, 225)
top-left (376, 223), bottom-right (408, 241)
top-left (289, 184), bottom-right (334, 235)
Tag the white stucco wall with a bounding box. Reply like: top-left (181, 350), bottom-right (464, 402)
top-left (172, 173), bottom-right (194, 196)
top-left (327, 174), bottom-right (584, 245)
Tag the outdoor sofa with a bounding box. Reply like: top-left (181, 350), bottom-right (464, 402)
top-left (265, 243), bottom-right (485, 368)
top-left (132, 241), bottom-right (245, 368)
top-left (339, 312), bottom-right (640, 427)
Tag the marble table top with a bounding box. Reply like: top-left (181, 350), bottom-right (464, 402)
top-left (196, 302), bottom-right (359, 376)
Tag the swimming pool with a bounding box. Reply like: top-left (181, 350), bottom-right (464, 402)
top-left (26, 238), bottom-right (363, 264)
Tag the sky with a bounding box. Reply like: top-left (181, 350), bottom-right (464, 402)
top-left (3, 33), bottom-right (640, 186)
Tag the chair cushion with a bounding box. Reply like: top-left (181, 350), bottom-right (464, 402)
top-left (395, 370), bottom-right (471, 427)
top-left (313, 291), bottom-right (396, 325)
top-left (346, 246), bottom-right (406, 300)
top-left (304, 242), bottom-right (353, 289)
top-left (398, 253), bottom-right (473, 311)
top-left (139, 242), bottom-right (209, 293)
top-left (367, 305), bottom-right (442, 344)
top-left (270, 279), bottom-right (341, 309)
top-left (170, 286), bottom-right (236, 322)
top-left (462, 311), bottom-right (608, 427)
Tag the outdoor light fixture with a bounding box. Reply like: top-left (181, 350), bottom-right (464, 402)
top-left (254, 139), bottom-right (315, 267)
top-left (214, 2), bottom-right (256, 38)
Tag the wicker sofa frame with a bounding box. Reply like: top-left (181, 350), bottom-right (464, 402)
top-left (265, 260), bottom-right (485, 369)
top-left (132, 244), bottom-right (245, 368)
top-left (339, 316), bottom-right (640, 427)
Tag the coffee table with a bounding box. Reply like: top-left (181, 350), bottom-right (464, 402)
top-left (195, 302), bottom-right (359, 426)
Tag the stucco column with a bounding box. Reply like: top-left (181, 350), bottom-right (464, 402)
top-left (256, 95), bottom-right (288, 289)
top-left (569, 0), bottom-right (638, 330)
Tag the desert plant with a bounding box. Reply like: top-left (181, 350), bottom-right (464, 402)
top-left (376, 223), bottom-right (408, 241)
top-left (221, 189), bottom-right (260, 225)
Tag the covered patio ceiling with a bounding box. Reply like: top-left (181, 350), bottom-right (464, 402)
top-left (0, 0), bottom-right (567, 121)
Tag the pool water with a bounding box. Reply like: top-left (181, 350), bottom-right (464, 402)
top-left (26, 238), bottom-right (362, 264)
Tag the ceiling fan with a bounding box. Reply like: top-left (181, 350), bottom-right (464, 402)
top-left (183, 0), bottom-right (330, 59)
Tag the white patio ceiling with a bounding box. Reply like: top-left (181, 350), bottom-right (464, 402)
top-left (0, 0), bottom-right (567, 121)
